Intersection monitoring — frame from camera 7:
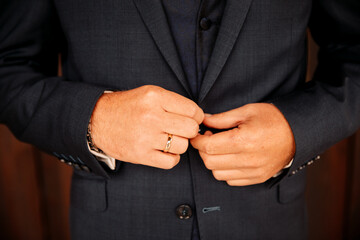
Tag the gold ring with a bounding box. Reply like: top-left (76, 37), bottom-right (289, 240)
top-left (163, 134), bottom-right (173, 153)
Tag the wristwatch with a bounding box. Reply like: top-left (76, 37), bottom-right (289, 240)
top-left (87, 121), bottom-right (104, 154)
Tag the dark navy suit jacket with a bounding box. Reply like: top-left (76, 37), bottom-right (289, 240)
top-left (1, 0), bottom-right (359, 239)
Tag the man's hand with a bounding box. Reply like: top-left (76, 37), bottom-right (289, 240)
top-left (190, 103), bottom-right (295, 186)
top-left (91, 85), bottom-right (204, 169)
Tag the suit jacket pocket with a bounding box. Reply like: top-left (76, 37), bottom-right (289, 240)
top-left (278, 169), bottom-right (306, 204)
top-left (71, 172), bottom-right (107, 212)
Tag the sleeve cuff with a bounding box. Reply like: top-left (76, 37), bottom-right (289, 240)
top-left (86, 90), bottom-right (116, 170)
top-left (87, 140), bottom-right (116, 170)
top-left (272, 158), bottom-right (293, 178)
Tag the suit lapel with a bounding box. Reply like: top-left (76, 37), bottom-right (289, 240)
top-left (198, 0), bottom-right (254, 103)
top-left (132, 0), bottom-right (192, 97)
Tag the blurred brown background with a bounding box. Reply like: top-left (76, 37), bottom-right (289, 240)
top-left (0, 34), bottom-right (359, 240)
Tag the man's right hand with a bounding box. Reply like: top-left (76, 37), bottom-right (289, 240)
top-left (90, 85), bottom-right (204, 169)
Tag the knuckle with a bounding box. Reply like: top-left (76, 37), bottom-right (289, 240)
top-left (228, 130), bottom-right (238, 142)
top-left (198, 109), bottom-right (205, 123)
top-left (142, 85), bottom-right (161, 99)
top-left (188, 120), bottom-right (199, 138)
top-left (203, 157), bottom-right (215, 170)
top-left (257, 174), bottom-right (269, 183)
top-left (187, 104), bottom-right (198, 118)
top-left (256, 168), bottom-right (267, 178)
top-left (172, 154), bottom-right (181, 166)
top-left (178, 139), bottom-right (189, 154)
top-left (241, 133), bottom-right (256, 151)
top-left (244, 104), bottom-right (258, 116)
top-left (226, 180), bottom-right (236, 186)
top-left (146, 152), bottom-right (158, 166)
top-left (212, 171), bottom-right (223, 181)
top-left (228, 129), bottom-right (245, 147)
top-left (256, 179), bottom-right (266, 185)
top-left (161, 154), bottom-right (180, 170)
top-left (160, 165), bottom-right (173, 170)
top-left (204, 141), bottom-right (215, 155)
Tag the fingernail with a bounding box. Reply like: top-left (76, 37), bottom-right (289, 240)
top-left (204, 113), bottom-right (212, 117)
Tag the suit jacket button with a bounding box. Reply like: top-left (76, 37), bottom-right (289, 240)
top-left (199, 17), bottom-right (211, 30)
top-left (73, 163), bottom-right (81, 170)
top-left (81, 165), bottom-right (91, 172)
top-left (176, 204), bottom-right (192, 220)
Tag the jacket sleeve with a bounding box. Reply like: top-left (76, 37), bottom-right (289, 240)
top-left (0, 0), bottom-right (111, 178)
top-left (271, 0), bottom-right (360, 179)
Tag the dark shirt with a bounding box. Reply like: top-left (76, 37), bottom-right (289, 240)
top-left (162, 0), bottom-right (226, 98)
top-left (161, 1), bottom-right (226, 239)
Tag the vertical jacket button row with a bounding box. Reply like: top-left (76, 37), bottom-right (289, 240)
top-left (176, 204), bottom-right (193, 220)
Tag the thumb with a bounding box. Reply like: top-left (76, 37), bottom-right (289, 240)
top-left (203, 108), bottom-right (246, 129)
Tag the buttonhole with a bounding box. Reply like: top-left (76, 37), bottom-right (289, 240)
top-left (202, 206), bottom-right (221, 213)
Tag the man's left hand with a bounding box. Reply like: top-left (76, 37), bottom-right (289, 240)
top-left (190, 103), bottom-right (295, 186)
